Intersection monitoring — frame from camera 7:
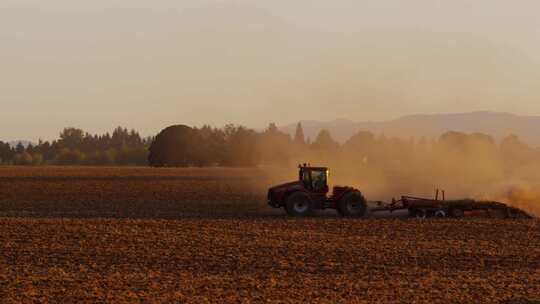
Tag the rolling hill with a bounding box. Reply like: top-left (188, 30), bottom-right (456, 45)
top-left (281, 111), bottom-right (540, 146)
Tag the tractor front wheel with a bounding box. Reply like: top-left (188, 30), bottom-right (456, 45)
top-left (285, 192), bottom-right (313, 216)
top-left (337, 191), bottom-right (367, 217)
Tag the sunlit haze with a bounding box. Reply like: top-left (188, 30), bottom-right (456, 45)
top-left (2, 0), bottom-right (540, 141)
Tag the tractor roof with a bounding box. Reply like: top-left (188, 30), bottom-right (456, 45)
top-left (300, 166), bottom-right (328, 171)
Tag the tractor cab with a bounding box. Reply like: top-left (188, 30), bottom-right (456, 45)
top-left (298, 164), bottom-right (329, 194)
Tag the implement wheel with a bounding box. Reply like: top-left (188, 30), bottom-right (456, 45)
top-left (337, 191), bottom-right (367, 218)
top-left (435, 209), bottom-right (447, 218)
top-left (449, 208), bottom-right (465, 218)
top-left (410, 209), bottom-right (427, 219)
top-left (285, 192), bottom-right (313, 216)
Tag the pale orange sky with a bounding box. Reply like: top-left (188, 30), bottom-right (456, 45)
top-left (1, 0), bottom-right (540, 141)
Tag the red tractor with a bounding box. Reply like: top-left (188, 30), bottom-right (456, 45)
top-left (267, 164), bottom-right (367, 217)
top-left (268, 165), bottom-right (533, 219)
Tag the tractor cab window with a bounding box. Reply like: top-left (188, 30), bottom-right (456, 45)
top-left (310, 170), bottom-right (327, 191)
top-left (301, 169), bottom-right (310, 188)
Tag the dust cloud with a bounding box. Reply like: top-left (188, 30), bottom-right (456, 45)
top-left (264, 131), bottom-right (540, 217)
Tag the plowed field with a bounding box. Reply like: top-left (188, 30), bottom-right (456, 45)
top-left (0, 166), bottom-right (538, 303)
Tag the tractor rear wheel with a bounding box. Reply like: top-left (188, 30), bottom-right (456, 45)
top-left (285, 192), bottom-right (313, 216)
top-left (337, 191), bottom-right (367, 217)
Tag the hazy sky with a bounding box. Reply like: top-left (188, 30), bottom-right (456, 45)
top-left (2, 0), bottom-right (540, 141)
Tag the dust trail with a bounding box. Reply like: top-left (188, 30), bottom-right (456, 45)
top-left (266, 131), bottom-right (540, 217)
top-left (481, 182), bottom-right (540, 217)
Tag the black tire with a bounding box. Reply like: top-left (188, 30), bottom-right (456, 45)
top-left (434, 209), bottom-right (447, 218)
top-left (285, 192), bottom-right (313, 216)
top-left (413, 209), bottom-right (427, 219)
top-left (449, 208), bottom-right (464, 218)
top-left (337, 191), bottom-right (367, 217)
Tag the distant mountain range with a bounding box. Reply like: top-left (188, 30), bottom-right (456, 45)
top-left (5, 112), bottom-right (540, 149)
top-left (280, 112), bottom-right (540, 147)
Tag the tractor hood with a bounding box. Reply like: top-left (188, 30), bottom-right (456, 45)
top-left (269, 181), bottom-right (303, 193)
top-left (267, 180), bottom-right (304, 208)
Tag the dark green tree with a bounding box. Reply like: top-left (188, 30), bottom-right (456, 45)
top-left (311, 129), bottom-right (339, 151)
top-left (148, 125), bottom-right (202, 167)
top-left (294, 122), bottom-right (306, 146)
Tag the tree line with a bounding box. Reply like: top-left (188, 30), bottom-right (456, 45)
top-left (147, 123), bottom-right (540, 173)
top-left (0, 127), bottom-right (151, 166)
top-left (147, 123), bottom-right (540, 199)
top-left (2, 122), bottom-right (540, 188)
top-left (148, 123), bottom-right (293, 167)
